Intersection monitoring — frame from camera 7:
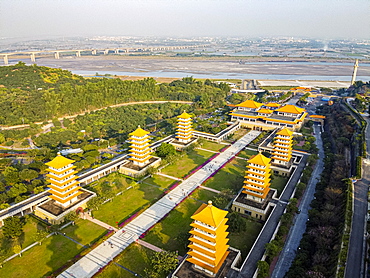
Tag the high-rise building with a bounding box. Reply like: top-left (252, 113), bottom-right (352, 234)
top-left (187, 201), bottom-right (229, 276)
top-left (129, 126), bottom-right (153, 167)
top-left (271, 128), bottom-right (293, 166)
top-left (46, 153), bottom-right (81, 207)
top-left (242, 153), bottom-right (271, 203)
top-left (176, 111), bottom-right (193, 143)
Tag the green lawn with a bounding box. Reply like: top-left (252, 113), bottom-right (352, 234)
top-left (201, 141), bottom-right (225, 152)
top-left (161, 149), bottom-right (213, 178)
top-left (237, 149), bottom-right (258, 159)
top-left (62, 219), bottom-right (106, 246)
top-left (228, 218), bottom-right (263, 259)
top-left (93, 183), bottom-right (163, 227)
top-left (95, 244), bottom-right (157, 278)
top-left (0, 234), bottom-right (82, 278)
top-left (203, 158), bottom-right (247, 193)
top-left (191, 188), bottom-right (219, 203)
top-left (142, 174), bottom-right (176, 189)
top-left (143, 198), bottom-right (202, 256)
top-left (270, 175), bottom-right (289, 197)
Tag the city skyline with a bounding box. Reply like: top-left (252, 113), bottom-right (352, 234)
top-left (1, 0), bottom-right (369, 40)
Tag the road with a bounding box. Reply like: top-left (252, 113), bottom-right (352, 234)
top-left (0, 100), bottom-right (193, 131)
top-left (271, 123), bottom-right (324, 278)
top-left (345, 115), bottom-right (370, 278)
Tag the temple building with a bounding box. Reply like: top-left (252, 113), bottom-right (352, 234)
top-left (34, 154), bottom-right (95, 224)
top-left (229, 100), bottom-right (307, 131)
top-left (129, 126), bottom-right (153, 167)
top-left (45, 153), bottom-right (81, 207)
top-left (242, 153), bottom-right (272, 203)
top-left (187, 201), bottom-right (230, 276)
top-left (271, 128), bottom-right (293, 167)
top-left (176, 111), bottom-right (193, 143)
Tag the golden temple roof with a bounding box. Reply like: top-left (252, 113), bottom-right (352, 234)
top-left (264, 102), bottom-right (281, 108)
top-left (236, 100), bottom-right (263, 109)
top-left (277, 128), bottom-right (294, 137)
top-left (177, 111), bottom-right (192, 119)
top-left (258, 108), bottom-right (273, 114)
top-left (46, 153), bottom-right (75, 169)
top-left (248, 153), bottom-right (271, 167)
top-left (275, 104), bottom-right (305, 114)
top-left (129, 126), bottom-right (150, 137)
top-left (191, 201), bottom-right (228, 227)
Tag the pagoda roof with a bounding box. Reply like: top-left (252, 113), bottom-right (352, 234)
top-left (236, 100), bottom-right (263, 109)
top-left (248, 153), bottom-right (271, 167)
top-left (264, 102), bottom-right (281, 108)
top-left (258, 108), bottom-right (273, 114)
top-left (129, 126), bottom-right (150, 137)
top-left (191, 201), bottom-right (228, 227)
top-left (177, 111), bottom-right (192, 119)
top-left (275, 104), bottom-right (305, 114)
top-left (277, 128), bottom-right (294, 137)
top-left (46, 153), bottom-right (74, 169)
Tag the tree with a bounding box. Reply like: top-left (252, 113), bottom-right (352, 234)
top-left (13, 244), bottom-right (22, 257)
top-left (33, 230), bottom-right (49, 245)
top-left (65, 211), bottom-right (79, 222)
top-left (19, 169), bottom-right (39, 183)
top-left (144, 251), bottom-right (178, 277)
top-left (2, 217), bottom-right (24, 239)
top-left (228, 211), bottom-right (246, 232)
top-left (3, 166), bottom-right (20, 185)
top-left (257, 260), bottom-right (270, 278)
top-left (265, 240), bottom-right (282, 260)
top-left (156, 143), bottom-right (176, 158)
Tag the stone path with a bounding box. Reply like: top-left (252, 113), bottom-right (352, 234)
top-left (58, 130), bottom-right (261, 278)
top-left (156, 172), bottom-right (182, 181)
top-left (84, 214), bottom-right (118, 232)
top-left (199, 185), bottom-right (221, 194)
top-left (197, 148), bottom-right (219, 153)
top-left (137, 239), bottom-right (184, 260)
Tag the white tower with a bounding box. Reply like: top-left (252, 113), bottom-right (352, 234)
top-left (351, 59), bottom-right (359, 86)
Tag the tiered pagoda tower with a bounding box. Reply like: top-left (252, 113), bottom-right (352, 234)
top-left (129, 126), bottom-right (153, 167)
top-left (187, 201), bottom-right (229, 276)
top-left (176, 111), bottom-right (193, 143)
top-left (243, 153), bottom-right (271, 203)
top-left (272, 128), bottom-right (293, 167)
top-left (46, 153), bottom-right (81, 207)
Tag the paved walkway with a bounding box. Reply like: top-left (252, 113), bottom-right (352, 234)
top-left (84, 214), bottom-right (118, 232)
top-left (199, 185), bottom-right (221, 194)
top-left (58, 130), bottom-right (261, 278)
top-left (156, 172), bottom-right (182, 181)
top-left (197, 148), bottom-right (219, 154)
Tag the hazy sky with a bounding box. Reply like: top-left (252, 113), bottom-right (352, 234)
top-left (1, 0), bottom-right (369, 39)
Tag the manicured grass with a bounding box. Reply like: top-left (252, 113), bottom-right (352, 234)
top-left (228, 218), bottom-right (263, 259)
top-left (190, 188), bottom-right (219, 203)
top-left (201, 141), bottom-right (225, 152)
top-left (270, 175), bottom-right (289, 197)
top-left (93, 183), bottom-right (163, 227)
top-left (95, 244), bottom-right (156, 278)
top-left (143, 198), bottom-right (202, 256)
top-left (142, 174), bottom-right (176, 189)
top-left (161, 149), bottom-right (213, 178)
top-left (203, 158), bottom-right (247, 193)
top-left (0, 234), bottom-right (82, 278)
top-left (237, 149), bottom-right (258, 159)
top-left (62, 219), bottom-right (106, 246)
top-left (227, 128), bottom-right (250, 141)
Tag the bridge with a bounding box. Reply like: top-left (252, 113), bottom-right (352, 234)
top-left (0, 44), bottom-right (209, 65)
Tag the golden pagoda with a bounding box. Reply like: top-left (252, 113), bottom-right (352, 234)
top-left (272, 128), bottom-right (293, 166)
top-left (176, 111), bottom-right (193, 143)
top-left (45, 153), bottom-right (81, 207)
top-left (243, 153), bottom-right (271, 202)
top-left (187, 201), bottom-right (229, 275)
top-left (129, 126), bottom-right (153, 167)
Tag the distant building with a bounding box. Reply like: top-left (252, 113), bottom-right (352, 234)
top-left (229, 100), bottom-right (307, 131)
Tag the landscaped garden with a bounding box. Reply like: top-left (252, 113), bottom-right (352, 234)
top-left (141, 174), bottom-right (176, 190)
top-left (95, 244), bottom-right (156, 278)
top-left (237, 148), bottom-right (258, 159)
top-left (161, 149), bottom-right (214, 178)
top-left (270, 175), bottom-right (289, 197)
top-left (62, 219), bottom-right (107, 246)
top-left (0, 234), bottom-right (83, 278)
top-left (200, 141), bottom-right (226, 152)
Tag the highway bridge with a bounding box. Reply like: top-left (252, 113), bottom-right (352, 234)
top-left (0, 44), bottom-right (209, 65)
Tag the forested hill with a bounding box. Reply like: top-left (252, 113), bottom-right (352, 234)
top-left (0, 63), bottom-right (229, 125)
